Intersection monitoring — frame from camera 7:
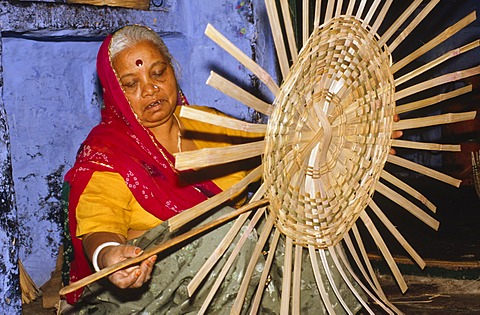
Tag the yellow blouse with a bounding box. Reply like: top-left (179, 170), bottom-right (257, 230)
top-left (76, 105), bottom-right (262, 239)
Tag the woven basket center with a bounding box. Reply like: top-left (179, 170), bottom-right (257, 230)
top-left (264, 16), bottom-right (395, 249)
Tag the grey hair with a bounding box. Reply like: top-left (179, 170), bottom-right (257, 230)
top-left (110, 25), bottom-right (179, 75)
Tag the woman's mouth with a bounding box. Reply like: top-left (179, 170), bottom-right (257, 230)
top-left (146, 100), bottom-right (163, 110)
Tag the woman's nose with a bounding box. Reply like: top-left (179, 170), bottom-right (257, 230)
top-left (142, 82), bottom-right (159, 96)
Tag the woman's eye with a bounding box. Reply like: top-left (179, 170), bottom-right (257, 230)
top-left (123, 81), bottom-right (137, 88)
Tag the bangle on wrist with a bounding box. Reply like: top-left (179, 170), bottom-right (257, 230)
top-left (92, 241), bottom-right (120, 272)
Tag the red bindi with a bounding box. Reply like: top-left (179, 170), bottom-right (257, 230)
top-left (135, 59), bottom-right (143, 67)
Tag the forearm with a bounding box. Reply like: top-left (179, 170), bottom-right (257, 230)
top-left (82, 232), bottom-right (126, 269)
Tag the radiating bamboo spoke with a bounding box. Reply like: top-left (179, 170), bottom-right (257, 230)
top-left (368, 199), bottom-right (426, 268)
top-left (280, 236), bottom-right (294, 314)
top-left (249, 228), bottom-right (281, 315)
top-left (179, 106), bottom-right (267, 134)
top-left (388, 0), bottom-right (440, 52)
top-left (198, 207), bottom-right (267, 314)
top-left (370, 0), bottom-right (393, 35)
top-left (292, 244), bottom-right (303, 315)
top-left (265, 0), bottom-right (290, 78)
top-left (308, 245), bottom-right (336, 314)
top-left (327, 247), bottom-right (376, 315)
top-left (168, 167), bottom-right (264, 231)
top-left (395, 85), bottom-right (472, 114)
top-left (387, 154), bottom-right (462, 187)
top-left (174, 140), bottom-right (265, 171)
top-left (391, 11), bottom-right (476, 74)
top-left (231, 215), bottom-right (275, 314)
top-left (280, 0), bottom-right (299, 62)
top-left (380, 170), bottom-right (436, 212)
top-left (206, 71), bottom-right (274, 116)
top-left (187, 211), bottom-right (251, 296)
top-left (391, 139), bottom-right (461, 152)
top-left (395, 40), bottom-right (480, 86)
top-left (375, 181), bottom-right (439, 230)
top-left (319, 249), bottom-right (354, 315)
top-left (393, 111), bottom-right (477, 131)
top-left (395, 65), bottom-right (480, 101)
top-left (378, 0), bottom-right (422, 47)
top-left (359, 211), bottom-right (408, 293)
top-left (205, 24), bottom-right (280, 96)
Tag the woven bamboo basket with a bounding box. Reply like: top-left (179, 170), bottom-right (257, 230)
top-left (66, 0), bottom-right (149, 10)
top-left (263, 16), bottom-right (395, 249)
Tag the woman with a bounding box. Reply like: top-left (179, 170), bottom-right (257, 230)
top-left (62, 25), bottom-right (375, 314)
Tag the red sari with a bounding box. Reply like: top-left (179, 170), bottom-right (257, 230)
top-left (63, 33), bottom-right (221, 304)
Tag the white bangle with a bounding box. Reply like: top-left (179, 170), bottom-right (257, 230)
top-left (92, 241), bottom-right (120, 272)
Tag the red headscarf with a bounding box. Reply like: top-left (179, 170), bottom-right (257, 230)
top-left (64, 30), bottom-right (221, 303)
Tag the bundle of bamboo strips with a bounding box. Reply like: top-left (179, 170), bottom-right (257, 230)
top-left (19, 260), bottom-right (41, 304)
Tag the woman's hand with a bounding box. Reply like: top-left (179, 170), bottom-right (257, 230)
top-left (83, 232), bottom-right (157, 289)
top-left (390, 114), bottom-right (403, 155)
top-left (99, 244), bottom-right (157, 289)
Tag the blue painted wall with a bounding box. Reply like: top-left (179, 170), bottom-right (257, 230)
top-left (0, 1), bottom-right (276, 312)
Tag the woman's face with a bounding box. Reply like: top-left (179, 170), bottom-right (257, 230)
top-left (112, 40), bottom-right (178, 129)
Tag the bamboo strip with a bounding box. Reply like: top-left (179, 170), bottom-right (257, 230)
top-left (335, 0), bottom-right (343, 18)
top-left (325, 0), bottom-right (335, 22)
top-left (375, 181), bottom-right (439, 230)
top-left (292, 244), bottom-right (303, 315)
top-left (368, 199), bottom-right (426, 268)
top-left (388, 0), bottom-right (440, 52)
top-left (205, 24), bottom-right (280, 96)
top-left (327, 248), bottom-right (375, 315)
top-left (344, 231), bottom-right (386, 300)
top-left (59, 199), bottom-right (268, 296)
top-left (396, 40), bottom-right (480, 86)
top-left (380, 170), bottom-right (436, 212)
top-left (187, 211), bottom-right (251, 296)
top-left (265, 0), bottom-right (290, 78)
top-left (174, 140), bottom-right (265, 171)
top-left (280, 0), bottom-right (299, 62)
top-left (362, 0), bottom-right (381, 27)
top-left (370, 0), bottom-right (393, 36)
top-left (250, 228), bottom-right (281, 315)
top-left (359, 211), bottom-right (408, 293)
top-left (313, 0), bottom-right (321, 31)
top-left (179, 106), bottom-right (267, 134)
top-left (336, 241), bottom-right (400, 314)
top-left (393, 111), bottom-right (477, 131)
top-left (230, 214), bottom-right (275, 314)
top-left (302, 0), bottom-right (309, 46)
top-left (395, 85), bottom-right (472, 114)
top-left (206, 71), bottom-right (274, 116)
top-left (168, 167), bottom-right (263, 231)
top-left (308, 245), bottom-right (336, 314)
top-left (392, 11), bottom-right (476, 74)
top-left (319, 249), bottom-right (354, 315)
top-left (391, 139), bottom-right (461, 152)
top-left (388, 154), bottom-right (462, 187)
top-left (378, 0), bottom-right (422, 47)
top-left (19, 259), bottom-right (41, 304)
top-left (198, 206), bottom-right (267, 314)
top-left (346, 0), bottom-right (355, 16)
top-left (280, 236), bottom-right (294, 315)
top-left (395, 65), bottom-right (480, 101)
top-left (355, 0), bottom-right (368, 19)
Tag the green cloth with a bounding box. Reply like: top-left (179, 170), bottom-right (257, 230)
top-left (64, 206), bottom-right (364, 314)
